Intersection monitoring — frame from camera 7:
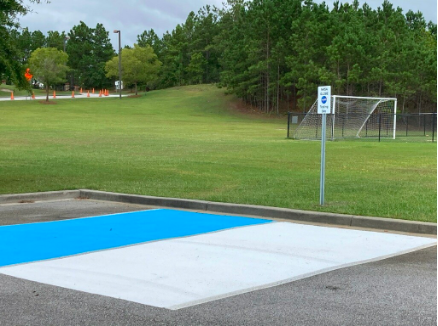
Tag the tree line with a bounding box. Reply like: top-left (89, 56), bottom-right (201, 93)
top-left (144, 0), bottom-right (435, 113)
top-left (5, 20), bottom-right (161, 94)
top-left (2, 0), bottom-right (436, 113)
top-left (8, 22), bottom-right (116, 90)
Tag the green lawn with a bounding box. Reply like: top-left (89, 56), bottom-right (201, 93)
top-left (0, 84), bottom-right (436, 222)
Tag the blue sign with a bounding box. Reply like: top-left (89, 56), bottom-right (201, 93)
top-left (317, 86), bottom-right (331, 114)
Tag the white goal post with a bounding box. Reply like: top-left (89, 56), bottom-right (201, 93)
top-left (294, 95), bottom-right (397, 140)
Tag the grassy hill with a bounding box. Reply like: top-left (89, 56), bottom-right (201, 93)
top-left (0, 85), bottom-right (436, 222)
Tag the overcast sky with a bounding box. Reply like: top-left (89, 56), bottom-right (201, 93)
top-left (19, 0), bottom-right (437, 49)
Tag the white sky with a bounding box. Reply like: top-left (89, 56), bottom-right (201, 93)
top-left (18, 0), bottom-right (437, 50)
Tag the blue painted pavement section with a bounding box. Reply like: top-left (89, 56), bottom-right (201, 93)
top-left (0, 209), bottom-right (272, 267)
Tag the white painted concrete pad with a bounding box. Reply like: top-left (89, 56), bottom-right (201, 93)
top-left (0, 222), bottom-right (435, 310)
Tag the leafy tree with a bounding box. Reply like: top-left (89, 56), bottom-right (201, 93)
top-left (105, 44), bottom-right (161, 95)
top-left (0, 0), bottom-right (44, 88)
top-left (28, 47), bottom-right (68, 101)
top-left (66, 21), bottom-right (114, 89)
top-left (9, 27), bottom-right (45, 65)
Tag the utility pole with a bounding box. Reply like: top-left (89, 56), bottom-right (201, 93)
top-left (114, 30), bottom-right (122, 99)
top-left (63, 36), bottom-right (69, 52)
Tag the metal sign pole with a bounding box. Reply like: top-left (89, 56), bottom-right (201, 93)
top-left (317, 86), bottom-right (331, 206)
top-left (320, 113), bottom-right (327, 205)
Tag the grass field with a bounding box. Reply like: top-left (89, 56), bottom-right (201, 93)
top-left (0, 84), bottom-right (436, 222)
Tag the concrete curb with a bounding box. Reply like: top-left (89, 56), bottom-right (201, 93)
top-left (78, 189), bottom-right (436, 235)
top-left (0, 189), bottom-right (435, 235)
top-left (0, 190), bottom-right (80, 204)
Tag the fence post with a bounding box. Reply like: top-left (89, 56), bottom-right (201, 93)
top-left (423, 114), bottom-right (427, 136)
top-left (315, 115), bottom-right (319, 139)
top-left (386, 114), bottom-right (390, 136)
top-left (378, 113), bottom-right (382, 142)
top-left (393, 100), bottom-right (397, 139)
top-left (331, 96), bottom-right (336, 141)
top-left (331, 113), bottom-right (335, 141)
top-left (342, 114), bottom-right (346, 137)
top-left (432, 113), bottom-right (436, 143)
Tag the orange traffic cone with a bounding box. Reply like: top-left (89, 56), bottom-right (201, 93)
top-left (31, 93), bottom-right (35, 100)
top-left (106, 89), bottom-right (109, 96)
top-left (10, 92), bottom-right (14, 100)
top-left (99, 90), bottom-right (102, 97)
top-left (72, 91), bottom-right (75, 98)
top-left (53, 91), bottom-right (56, 99)
top-left (92, 88), bottom-right (95, 94)
top-left (87, 90), bottom-right (90, 98)
top-left (80, 87), bottom-right (82, 93)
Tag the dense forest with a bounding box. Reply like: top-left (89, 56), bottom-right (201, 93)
top-left (142, 0), bottom-right (436, 113)
top-left (3, 0), bottom-right (437, 113)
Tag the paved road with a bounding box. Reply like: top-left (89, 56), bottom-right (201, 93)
top-left (0, 199), bottom-right (436, 326)
top-left (0, 93), bottom-right (126, 101)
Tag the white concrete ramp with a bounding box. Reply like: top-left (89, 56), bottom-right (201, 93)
top-left (1, 218), bottom-right (435, 310)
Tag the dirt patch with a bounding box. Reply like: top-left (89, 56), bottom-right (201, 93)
top-left (19, 200), bottom-right (35, 204)
top-left (229, 99), bottom-right (264, 116)
top-left (76, 196), bottom-right (90, 200)
top-left (229, 99), bottom-right (285, 120)
top-left (38, 100), bottom-right (57, 105)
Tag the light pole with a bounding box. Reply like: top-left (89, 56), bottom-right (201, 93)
top-left (114, 30), bottom-right (122, 99)
top-left (63, 36), bottom-right (70, 52)
top-left (64, 36), bottom-right (70, 91)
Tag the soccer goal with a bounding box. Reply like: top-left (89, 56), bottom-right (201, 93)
top-left (293, 96), bottom-right (397, 140)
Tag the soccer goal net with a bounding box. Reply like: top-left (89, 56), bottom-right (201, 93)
top-left (293, 96), bottom-right (397, 140)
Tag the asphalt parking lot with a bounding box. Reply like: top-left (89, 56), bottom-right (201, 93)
top-left (0, 198), bottom-right (436, 326)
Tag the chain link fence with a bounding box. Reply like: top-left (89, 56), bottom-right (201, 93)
top-left (287, 112), bottom-right (437, 142)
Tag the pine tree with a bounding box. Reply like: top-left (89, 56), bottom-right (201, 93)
top-left (137, 29), bottom-right (163, 58)
top-left (67, 21), bottom-right (115, 89)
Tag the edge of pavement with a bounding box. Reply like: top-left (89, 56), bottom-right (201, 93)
top-left (0, 189), bottom-right (435, 236)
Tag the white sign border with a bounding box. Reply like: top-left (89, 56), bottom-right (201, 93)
top-left (317, 86), bottom-right (332, 114)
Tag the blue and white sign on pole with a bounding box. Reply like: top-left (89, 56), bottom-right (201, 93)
top-left (318, 86), bottom-right (331, 205)
top-left (318, 86), bottom-right (331, 114)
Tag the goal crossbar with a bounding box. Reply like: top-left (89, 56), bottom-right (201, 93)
top-left (332, 95), bottom-right (397, 101)
top-left (294, 95), bottom-right (398, 140)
